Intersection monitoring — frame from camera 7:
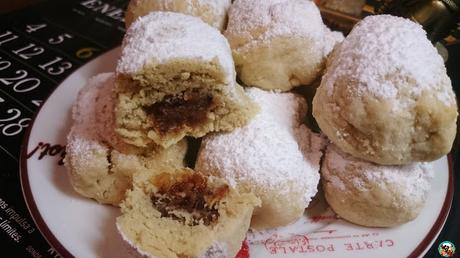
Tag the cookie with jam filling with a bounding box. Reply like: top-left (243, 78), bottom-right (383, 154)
top-left (116, 168), bottom-right (260, 258)
top-left (114, 12), bottom-right (257, 148)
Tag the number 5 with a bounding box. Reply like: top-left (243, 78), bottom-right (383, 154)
top-left (49, 33), bottom-right (73, 45)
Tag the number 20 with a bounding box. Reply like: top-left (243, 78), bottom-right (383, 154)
top-left (0, 70), bottom-right (40, 92)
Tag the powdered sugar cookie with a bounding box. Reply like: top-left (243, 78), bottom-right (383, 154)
top-left (323, 26), bottom-right (344, 57)
top-left (321, 144), bottom-right (434, 227)
top-left (65, 73), bottom-right (187, 206)
top-left (224, 0), bottom-right (326, 91)
top-left (125, 0), bottom-right (231, 31)
top-left (313, 15), bottom-right (458, 165)
top-left (116, 168), bottom-right (260, 258)
top-left (196, 88), bottom-right (327, 229)
top-left (115, 12), bottom-right (257, 148)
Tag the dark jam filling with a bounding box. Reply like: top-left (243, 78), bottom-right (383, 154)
top-left (144, 90), bottom-right (216, 134)
top-left (150, 172), bottom-right (229, 226)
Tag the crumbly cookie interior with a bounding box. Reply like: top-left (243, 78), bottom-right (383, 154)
top-left (150, 171), bottom-right (229, 226)
top-left (115, 60), bottom-right (256, 148)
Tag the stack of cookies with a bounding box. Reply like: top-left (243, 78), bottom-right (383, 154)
top-left (313, 15), bottom-right (457, 227)
top-left (64, 0), bottom-right (458, 257)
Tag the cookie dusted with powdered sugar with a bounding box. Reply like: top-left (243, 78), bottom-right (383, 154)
top-left (323, 26), bottom-right (344, 57)
top-left (125, 0), bottom-right (231, 31)
top-left (321, 144), bottom-right (434, 227)
top-left (196, 88), bottom-right (327, 230)
top-left (64, 73), bottom-right (187, 206)
top-left (224, 0), bottom-right (326, 91)
top-left (116, 168), bottom-right (260, 258)
top-left (313, 15), bottom-right (458, 165)
top-left (115, 12), bottom-right (257, 148)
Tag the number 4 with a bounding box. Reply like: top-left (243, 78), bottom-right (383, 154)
top-left (26, 24), bottom-right (47, 33)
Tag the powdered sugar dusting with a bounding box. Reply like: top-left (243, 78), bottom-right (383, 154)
top-left (329, 175), bottom-right (345, 191)
top-left (199, 241), bottom-right (228, 258)
top-left (117, 11), bottom-right (235, 83)
top-left (363, 162), bottom-right (433, 201)
top-left (197, 88), bottom-right (326, 203)
top-left (225, 0), bottom-right (324, 49)
top-left (323, 26), bottom-right (344, 56)
top-left (326, 144), bottom-right (434, 198)
top-left (71, 73), bottom-right (113, 132)
top-left (323, 15), bottom-right (455, 107)
top-left (157, 0), bottom-right (231, 29)
top-left (155, 0), bottom-right (229, 17)
top-left (67, 73), bottom-right (114, 167)
top-left (352, 177), bottom-right (367, 192)
top-left (157, 0), bottom-right (229, 17)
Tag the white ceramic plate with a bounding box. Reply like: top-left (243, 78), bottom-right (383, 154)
top-left (20, 47), bottom-right (454, 258)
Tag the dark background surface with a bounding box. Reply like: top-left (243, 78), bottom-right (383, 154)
top-left (0, 1), bottom-right (127, 257)
top-left (0, 1), bottom-right (459, 258)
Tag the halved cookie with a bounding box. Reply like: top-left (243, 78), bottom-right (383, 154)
top-left (116, 168), bottom-right (260, 258)
top-left (115, 12), bottom-right (257, 148)
top-left (65, 73), bottom-right (187, 205)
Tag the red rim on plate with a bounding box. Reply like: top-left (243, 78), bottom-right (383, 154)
top-left (408, 155), bottom-right (454, 258)
top-left (19, 122), bottom-right (455, 258)
top-left (20, 122), bottom-right (74, 258)
top-left (17, 47), bottom-right (455, 258)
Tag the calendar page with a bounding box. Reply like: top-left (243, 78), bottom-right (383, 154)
top-left (0, 1), bottom-right (126, 257)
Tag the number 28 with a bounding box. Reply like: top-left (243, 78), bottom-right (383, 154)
top-left (0, 108), bottom-right (30, 136)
